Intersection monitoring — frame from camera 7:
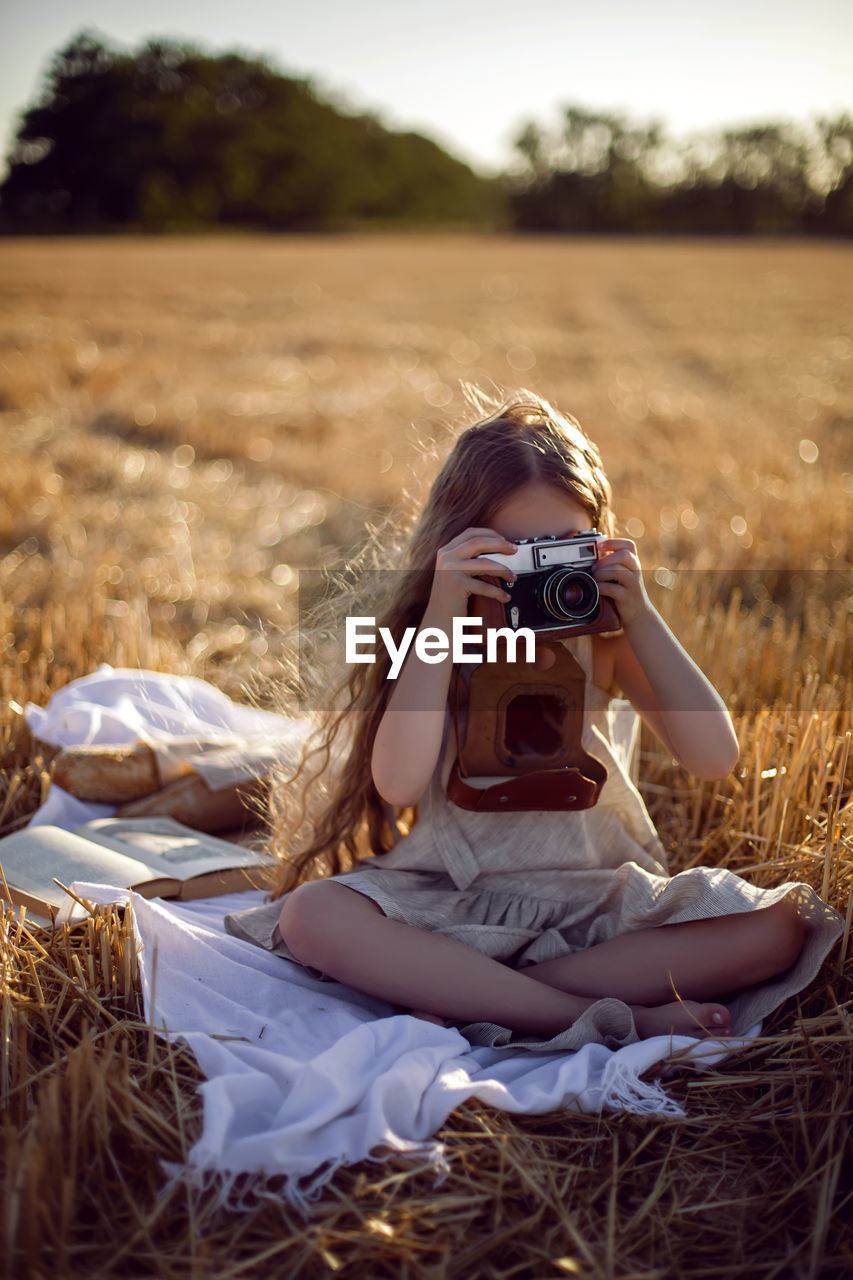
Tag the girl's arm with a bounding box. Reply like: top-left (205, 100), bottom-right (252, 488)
top-left (369, 598), bottom-right (456, 808)
top-left (594, 539), bottom-right (739, 781)
top-left (371, 528), bottom-right (517, 806)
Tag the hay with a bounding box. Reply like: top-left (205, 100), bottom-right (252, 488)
top-left (2, 900), bottom-right (851, 1277)
top-left (2, 582), bottom-right (850, 1278)
top-left (1, 236), bottom-right (851, 1277)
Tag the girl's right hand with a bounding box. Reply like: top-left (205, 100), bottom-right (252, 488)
top-left (426, 527), bottom-right (518, 621)
top-left (373, 528), bottom-right (517, 806)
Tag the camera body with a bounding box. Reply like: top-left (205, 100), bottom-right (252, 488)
top-left (478, 530), bottom-right (618, 638)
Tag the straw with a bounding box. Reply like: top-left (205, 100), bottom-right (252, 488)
top-left (1, 235), bottom-right (851, 1277)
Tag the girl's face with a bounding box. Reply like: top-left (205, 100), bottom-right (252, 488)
top-left (489, 480), bottom-right (594, 543)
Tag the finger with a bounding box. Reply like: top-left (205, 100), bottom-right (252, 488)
top-left (597, 538), bottom-right (637, 553)
top-left (595, 577), bottom-right (628, 595)
top-left (453, 541), bottom-right (518, 566)
top-left (593, 573), bottom-right (640, 600)
top-left (594, 580), bottom-right (630, 604)
top-left (463, 556), bottom-right (517, 581)
top-left (436, 555), bottom-right (516, 582)
top-left (445, 528), bottom-right (518, 553)
top-left (594, 567), bottom-right (638, 591)
top-left (438, 545), bottom-right (517, 576)
top-left (596, 554), bottom-right (640, 575)
top-left (591, 547), bottom-right (637, 573)
top-left (596, 576), bottom-right (643, 604)
top-left (467, 578), bottom-right (512, 602)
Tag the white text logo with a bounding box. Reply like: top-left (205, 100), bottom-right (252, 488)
top-left (345, 616), bottom-right (536, 679)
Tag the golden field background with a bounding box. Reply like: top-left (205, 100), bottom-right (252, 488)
top-left (1, 235), bottom-right (851, 1277)
top-left (0, 234), bottom-right (849, 852)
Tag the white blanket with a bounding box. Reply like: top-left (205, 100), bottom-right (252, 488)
top-left (59, 884), bottom-right (751, 1209)
top-left (26, 669), bottom-right (756, 1207)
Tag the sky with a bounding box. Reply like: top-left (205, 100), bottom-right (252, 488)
top-left (1, 0), bottom-right (851, 181)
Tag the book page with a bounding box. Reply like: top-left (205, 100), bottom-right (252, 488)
top-left (76, 817), bottom-right (273, 882)
top-left (0, 825), bottom-right (175, 909)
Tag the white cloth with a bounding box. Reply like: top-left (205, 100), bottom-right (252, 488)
top-left (57, 884), bottom-right (754, 1210)
top-left (25, 665), bottom-right (314, 828)
top-left (27, 667), bottom-right (756, 1206)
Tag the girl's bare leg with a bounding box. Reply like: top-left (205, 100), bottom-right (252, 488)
top-left (279, 882), bottom-right (802, 1039)
top-left (522, 900), bottom-right (804, 1039)
top-left (279, 881), bottom-right (602, 1035)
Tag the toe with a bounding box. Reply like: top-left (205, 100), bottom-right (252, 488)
top-left (704, 1004), bottom-right (731, 1035)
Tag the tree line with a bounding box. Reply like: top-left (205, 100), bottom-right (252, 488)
top-left (0, 32), bottom-right (495, 232)
top-left (509, 106), bottom-right (852, 235)
top-left (1, 31), bottom-right (850, 235)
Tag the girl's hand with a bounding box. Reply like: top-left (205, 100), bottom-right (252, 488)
top-left (426, 527), bottom-right (518, 622)
top-left (597, 538), bottom-right (740, 778)
top-left (372, 528), bottom-right (517, 806)
top-left (592, 538), bottom-right (653, 629)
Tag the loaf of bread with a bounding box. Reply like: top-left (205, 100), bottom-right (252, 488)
top-left (116, 774), bottom-right (265, 833)
top-left (52, 743), bottom-right (164, 802)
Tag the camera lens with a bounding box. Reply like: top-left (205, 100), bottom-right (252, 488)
top-left (541, 570), bottom-right (599, 621)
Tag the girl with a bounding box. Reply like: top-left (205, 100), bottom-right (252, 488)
top-left (226, 390), bottom-right (842, 1051)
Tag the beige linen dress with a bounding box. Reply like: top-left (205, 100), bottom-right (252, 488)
top-left (225, 635), bottom-right (843, 1052)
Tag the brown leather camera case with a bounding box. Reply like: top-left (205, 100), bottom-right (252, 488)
top-left (448, 638), bottom-right (608, 813)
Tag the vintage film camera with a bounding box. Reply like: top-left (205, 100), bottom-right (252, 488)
top-left (477, 530), bottom-right (619, 639)
top-left (448, 532), bottom-right (619, 813)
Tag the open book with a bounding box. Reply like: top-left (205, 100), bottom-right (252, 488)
top-left (0, 816), bottom-right (277, 920)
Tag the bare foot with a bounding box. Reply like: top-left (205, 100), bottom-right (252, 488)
top-left (632, 1000), bottom-right (732, 1040)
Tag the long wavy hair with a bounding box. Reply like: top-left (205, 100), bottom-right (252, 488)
top-left (267, 387), bottom-right (614, 896)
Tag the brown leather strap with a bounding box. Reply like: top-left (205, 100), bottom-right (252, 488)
top-left (447, 759), bottom-right (607, 812)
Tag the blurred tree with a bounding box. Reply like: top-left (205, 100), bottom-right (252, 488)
top-left (509, 106), bottom-right (664, 233)
top-left (0, 30), bottom-right (499, 231)
top-left (813, 114), bottom-right (853, 235)
top-left (3, 34), bottom-right (848, 237)
top-left (509, 103), bottom-right (851, 236)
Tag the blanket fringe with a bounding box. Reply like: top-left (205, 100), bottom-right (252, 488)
top-left (158, 1139), bottom-right (449, 1219)
top-left (599, 1060), bottom-right (686, 1117)
top-left (155, 1159), bottom-right (351, 1219)
top-left (153, 1063), bottom-right (680, 1227)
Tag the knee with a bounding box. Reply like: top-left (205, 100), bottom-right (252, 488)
top-left (278, 880), bottom-right (339, 968)
top-left (278, 880), bottom-right (376, 970)
top-left (760, 900), bottom-right (805, 975)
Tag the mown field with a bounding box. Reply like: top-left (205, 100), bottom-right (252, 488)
top-left (1, 235), bottom-right (851, 1277)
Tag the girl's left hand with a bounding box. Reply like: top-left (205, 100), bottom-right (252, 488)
top-left (592, 538), bottom-right (653, 629)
